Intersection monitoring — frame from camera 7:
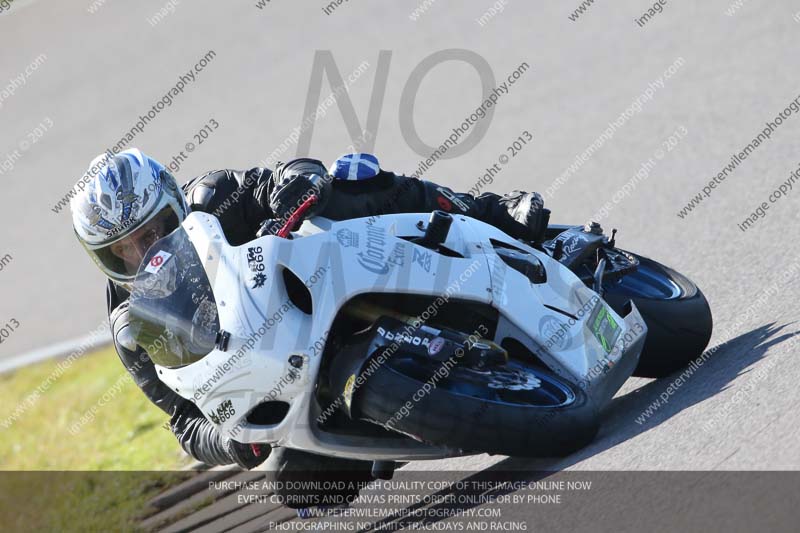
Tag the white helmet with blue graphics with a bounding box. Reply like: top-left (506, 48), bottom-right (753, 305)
top-left (71, 148), bottom-right (189, 287)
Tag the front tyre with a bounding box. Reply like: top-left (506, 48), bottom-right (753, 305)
top-left (354, 358), bottom-right (599, 457)
top-left (603, 254), bottom-right (713, 378)
top-left (264, 448), bottom-right (374, 509)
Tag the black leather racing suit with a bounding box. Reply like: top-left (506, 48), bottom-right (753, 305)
top-left (107, 163), bottom-right (544, 468)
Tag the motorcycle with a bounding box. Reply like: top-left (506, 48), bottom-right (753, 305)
top-left (128, 199), bottom-right (712, 464)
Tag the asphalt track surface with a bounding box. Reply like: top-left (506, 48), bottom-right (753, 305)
top-left (1, 0), bottom-right (799, 525)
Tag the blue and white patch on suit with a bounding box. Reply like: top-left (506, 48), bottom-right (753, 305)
top-left (329, 153), bottom-right (380, 181)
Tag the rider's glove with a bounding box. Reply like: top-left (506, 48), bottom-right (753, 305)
top-left (502, 190), bottom-right (548, 243)
top-left (270, 158), bottom-right (332, 221)
top-left (255, 218), bottom-right (285, 238)
top-left (227, 439), bottom-right (270, 470)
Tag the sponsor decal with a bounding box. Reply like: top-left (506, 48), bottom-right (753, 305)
top-left (355, 226), bottom-right (405, 274)
top-left (246, 246), bottom-right (263, 269)
top-left (587, 304), bottom-right (621, 354)
top-left (246, 246), bottom-right (267, 289)
top-left (357, 225), bottom-right (390, 274)
top-left (145, 250), bottom-right (172, 274)
top-left (207, 399), bottom-right (235, 425)
top-left (106, 216), bottom-right (138, 237)
top-left (538, 315), bottom-right (570, 351)
top-left (561, 232), bottom-right (589, 256)
top-left (377, 326), bottom-right (431, 348)
top-left (336, 228), bottom-right (359, 248)
top-left (251, 273), bottom-right (267, 289)
top-left (412, 248), bottom-right (432, 272)
top-left (388, 242), bottom-right (405, 267)
top-left (428, 336), bottom-right (446, 356)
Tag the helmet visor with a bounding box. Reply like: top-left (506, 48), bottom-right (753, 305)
top-left (88, 206), bottom-right (180, 284)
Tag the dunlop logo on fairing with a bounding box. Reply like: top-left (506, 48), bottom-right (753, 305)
top-left (377, 326), bottom-right (431, 348)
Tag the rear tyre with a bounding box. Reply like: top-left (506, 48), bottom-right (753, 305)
top-left (603, 254), bottom-right (713, 378)
top-left (354, 358), bottom-right (600, 457)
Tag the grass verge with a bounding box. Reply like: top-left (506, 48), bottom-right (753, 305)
top-left (0, 346), bottom-right (195, 530)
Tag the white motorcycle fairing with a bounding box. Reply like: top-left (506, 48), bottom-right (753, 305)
top-left (143, 211), bottom-right (646, 461)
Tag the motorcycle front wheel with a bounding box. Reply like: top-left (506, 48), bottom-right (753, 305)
top-left (354, 356), bottom-right (599, 457)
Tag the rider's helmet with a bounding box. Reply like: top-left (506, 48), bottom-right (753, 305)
top-left (70, 148), bottom-right (189, 288)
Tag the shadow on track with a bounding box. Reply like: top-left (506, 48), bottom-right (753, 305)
top-left (352, 322), bottom-right (797, 532)
top-left (533, 321), bottom-right (800, 468)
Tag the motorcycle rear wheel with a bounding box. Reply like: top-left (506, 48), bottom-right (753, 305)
top-left (603, 253), bottom-right (713, 378)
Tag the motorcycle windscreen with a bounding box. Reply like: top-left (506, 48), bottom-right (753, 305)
top-left (128, 226), bottom-right (220, 369)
